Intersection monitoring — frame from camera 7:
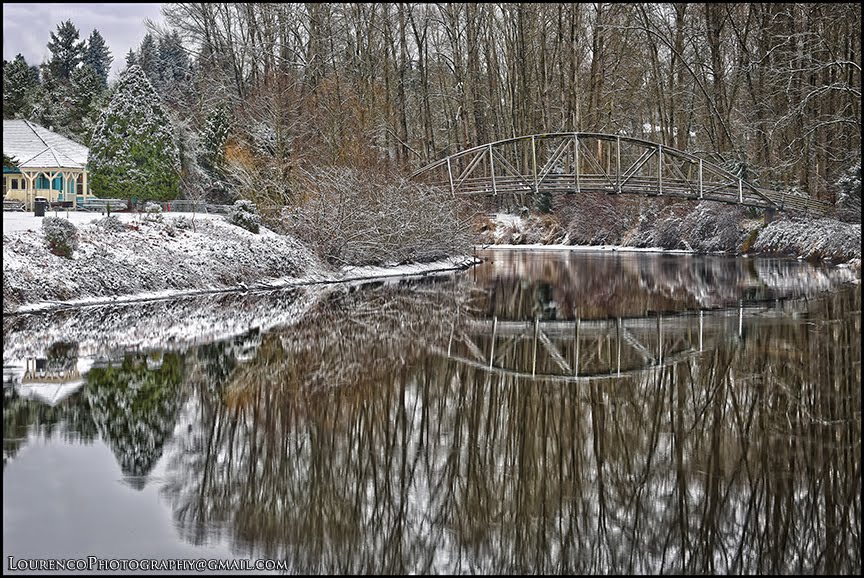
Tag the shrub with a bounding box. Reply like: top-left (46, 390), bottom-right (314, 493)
top-left (677, 202), bottom-right (743, 252)
top-left (226, 199), bottom-right (261, 234)
top-left (280, 168), bottom-right (472, 266)
top-left (753, 217), bottom-right (861, 262)
top-left (142, 201), bottom-right (163, 222)
top-left (43, 217), bottom-right (79, 258)
top-left (557, 192), bottom-right (634, 245)
top-left (836, 162), bottom-right (861, 223)
top-left (172, 215), bottom-right (193, 230)
top-left (93, 215), bottom-right (125, 232)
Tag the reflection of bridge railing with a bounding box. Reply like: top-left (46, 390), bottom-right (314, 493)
top-left (411, 133), bottom-right (833, 214)
top-left (435, 304), bottom-right (800, 382)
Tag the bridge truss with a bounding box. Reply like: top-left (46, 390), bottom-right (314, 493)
top-left (410, 133), bottom-right (831, 214)
top-left (433, 305), bottom-right (798, 383)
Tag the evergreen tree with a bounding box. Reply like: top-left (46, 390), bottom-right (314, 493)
top-left (125, 49), bottom-right (137, 68)
top-left (156, 31), bottom-right (191, 104)
top-left (3, 54), bottom-right (39, 118)
top-left (83, 29), bottom-right (112, 86)
top-left (68, 64), bottom-right (105, 143)
top-left (201, 106), bottom-right (230, 174)
top-left (46, 20), bottom-right (85, 81)
top-left (89, 65), bottom-right (181, 202)
top-left (137, 34), bottom-right (160, 87)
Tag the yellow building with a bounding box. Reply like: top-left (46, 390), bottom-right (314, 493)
top-left (3, 120), bottom-right (92, 210)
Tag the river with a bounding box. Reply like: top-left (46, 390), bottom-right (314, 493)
top-left (3, 249), bottom-right (861, 574)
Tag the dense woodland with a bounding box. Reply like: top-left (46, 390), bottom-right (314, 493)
top-left (3, 3), bottom-right (861, 206)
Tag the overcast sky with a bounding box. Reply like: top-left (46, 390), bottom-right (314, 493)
top-left (3, 3), bottom-right (164, 80)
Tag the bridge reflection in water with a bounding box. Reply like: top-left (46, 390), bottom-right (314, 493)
top-left (441, 305), bottom-right (777, 382)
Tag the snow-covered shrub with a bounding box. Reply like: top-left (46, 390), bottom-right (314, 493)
top-left (142, 201), bottom-right (163, 222)
top-left (558, 192), bottom-right (634, 245)
top-left (281, 168), bottom-right (472, 266)
top-left (42, 217), bottom-right (79, 258)
top-left (93, 215), bottom-right (126, 232)
top-left (172, 215), bottom-right (192, 230)
top-left (753, 217), bottom-right (861, 262)
top-left (226, 199), bottom-right (260, 234)
top-left (835, 162), bottom-right (861, 223)
top-left (479, 213), bottom-right (566, 245)
top-left (678, 202), bottom-right (743, 252)
top-left (653, 215), bottom-right (686, 249)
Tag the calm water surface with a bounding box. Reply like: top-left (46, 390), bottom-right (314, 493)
top-left (3, 250), bottom-right (861, 574)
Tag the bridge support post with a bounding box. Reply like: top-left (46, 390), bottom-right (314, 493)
top-left (699, 159), bottom-right (703, 199)
top-left (531, 135), bottom-right (538, 194)
top-left (488, 144), bottom-right (497, 197)
top-left (446, 157), bottom-right (454, 197)
top-left (574, 134), bottom-right (581, 193)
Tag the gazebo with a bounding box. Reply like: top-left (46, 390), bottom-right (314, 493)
top-left (3, 119), bottom-right (91, 211)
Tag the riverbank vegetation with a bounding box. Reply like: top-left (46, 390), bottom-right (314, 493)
top-left (4, 5), bottom-right (859, 263)
top-left (475, 192), bottom-right (861, 268)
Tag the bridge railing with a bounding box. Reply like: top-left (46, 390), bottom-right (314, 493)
top-left (411, 132), bottom-right (832, 215)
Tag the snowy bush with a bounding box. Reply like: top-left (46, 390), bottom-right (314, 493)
top-left (835, 162), bottom-right (861, 223)
top-left (142, 201), bottom-right (163, 222)
top-left (678, 202), bottom-right (743, 252)
top-left (172, 215), bottom-right (192, 230)
top-left (559, 192), bottom-right (634, 245)
top-left (93, 215), bottom-right (125, 232)
top-left (753, 218), bottom-right (861, 262)
top-left (42, 217), bottom-right (79, 258)
top-left (226, 199), bottom-right (261, 234)
top-left (653, 215), bottom-right (686, 249)
top-left (281, 168), bottom-right (472, 266)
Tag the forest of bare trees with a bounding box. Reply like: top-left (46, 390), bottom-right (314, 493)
top-left (153, 3), bottom-right (860, 203)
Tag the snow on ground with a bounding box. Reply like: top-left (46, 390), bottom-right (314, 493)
top-left (3, 256), bottom-right (479, 364)
top-left (2, 211), bottom-right (320, 313)
top-left (2, 209), bottom-right (222, 233)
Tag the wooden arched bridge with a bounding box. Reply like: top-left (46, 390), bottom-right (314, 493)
top-left (410, 132), bottom-right (831, 214)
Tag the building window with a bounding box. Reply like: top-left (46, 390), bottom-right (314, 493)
top-left (11, 179), bottom-right (18, 190)
top-left (77, 174), bottom-right (83, 195)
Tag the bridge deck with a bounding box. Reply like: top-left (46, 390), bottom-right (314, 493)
top-left (411, 132), bottom-right (832, 215)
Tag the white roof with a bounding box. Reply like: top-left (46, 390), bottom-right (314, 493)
top-left (3, 119), bottom-right (89, 169)
top-left (16, 379), bottom-right (85, 406)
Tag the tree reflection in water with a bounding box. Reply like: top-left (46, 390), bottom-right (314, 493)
top-left (160, 277), bottom-right (860, 574)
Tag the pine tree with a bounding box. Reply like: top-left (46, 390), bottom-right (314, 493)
top-left (137, 34), bottom-right (160, 87)
top-left (125, 49), bottom-right (137, 68)
top-left (46, 20), bottom-right (85, 81)
top-left (156, 31), bottom-right (191, 105)
top-left (3, 54), bottom-right (40, 119)
top-left (89, 65), bottom-right (181, 202)
top-left (83, 29), bottom-right (112, 86)
top-left (201, 106), bottom-right (230, 173)
top-left (68, 64), bottom-right (105, 143)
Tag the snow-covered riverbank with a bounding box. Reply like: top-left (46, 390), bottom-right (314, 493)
top-left (476, 212), bottom-right (862, 273)
top-left (2, 212), bottom-right (477, 314)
